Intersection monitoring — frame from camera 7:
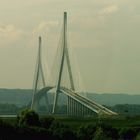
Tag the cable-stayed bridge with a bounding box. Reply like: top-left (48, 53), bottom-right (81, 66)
top-left (31, 12), bottom-right (117, 117)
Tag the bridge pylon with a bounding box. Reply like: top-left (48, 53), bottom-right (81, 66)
top-left (31, 12), bottom-right (118, 117)
top-left (52, 12), bottom-right (75, 114)
top-left (31, 36), bottom-right (49, 113)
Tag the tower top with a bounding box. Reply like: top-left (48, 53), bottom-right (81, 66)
top-left (39, 36), bottom-right (41, 41)
top-left (64, 12), bottom-right (67, 19)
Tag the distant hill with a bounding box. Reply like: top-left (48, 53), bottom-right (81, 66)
top-left (87, 93), bottom-right (140, 106)
top-left (0, 89), bottom-right (139, 106)
top-left (0, 89), bottom-right (32, 106)
top-left (0, 88), bottom-right (66, 107)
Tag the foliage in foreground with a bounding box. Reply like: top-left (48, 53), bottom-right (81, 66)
top-left (0, 109), bottom-right (140, 139)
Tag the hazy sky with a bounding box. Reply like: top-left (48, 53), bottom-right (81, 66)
top-left (0, 0), bottom-right (140, 94)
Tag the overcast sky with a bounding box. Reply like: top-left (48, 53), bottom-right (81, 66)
top-left (0, 0), bottom-right (140, 94)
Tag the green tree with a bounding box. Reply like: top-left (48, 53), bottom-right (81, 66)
top-left (18, 109), bottom-right (40, 126)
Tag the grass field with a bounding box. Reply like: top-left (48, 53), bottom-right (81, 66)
top-left (1, 115), bottom-right (140, 129)
top-left (39, 115), bottom-right (140, 130)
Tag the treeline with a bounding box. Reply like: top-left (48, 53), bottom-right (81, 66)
top-left (1, 103), bottom-right (140, 116)
top-left (112, 104), bottom-right (140, 116)
top-left (0, 109), bottom-right (140, 139)
top-left (0, 103), bottom-right (26, 115)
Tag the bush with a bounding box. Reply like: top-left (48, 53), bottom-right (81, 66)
top-left (77, 124), bottom-right (96, 140)
top-left (40, 116), bottom-right (55, 129)
top-left (136, 132), bottom-right (140, 140)
top-left (119, 128), bottom-right (137, 140)
top-left (0, 119), bottom-right (17, 139)
top-left (99, 123), bottom-right (119, 140)
top-left (50, 121), bottom-right (77, 140)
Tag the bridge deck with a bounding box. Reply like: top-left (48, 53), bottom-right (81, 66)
top-left (60, 87), bottom-right (117, 115)
top-left (33, 86), bottom-right (117, 116)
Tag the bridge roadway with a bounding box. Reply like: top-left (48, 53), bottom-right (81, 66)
top-left (33, 86), bottom-right (117, 116)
